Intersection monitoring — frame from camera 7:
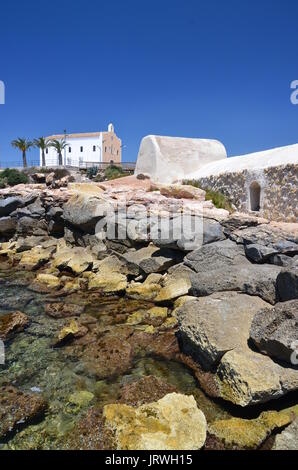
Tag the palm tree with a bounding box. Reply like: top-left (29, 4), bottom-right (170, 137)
top-left (11, 138), bottom-right (33, 168)
top-left (49, 139), bottom-right (68, 166)
top-left (33, 137), bottom-right (50, 167)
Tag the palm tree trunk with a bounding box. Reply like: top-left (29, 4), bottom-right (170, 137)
top-left (42, 149), bottom-right (46, 167)
top-left (58, 151), bottom-right (62, 166)
top-left (22, 150), bottom-right (27, 168)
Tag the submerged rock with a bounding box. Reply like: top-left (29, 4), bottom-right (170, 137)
top-left (250, 300), bottom-right (298, 364)
top-left (45, 302), bottom-right (85, 319)
top-left (119, 376), bottom-right (177, 406)
top-left (0, 311), bottom-right (30, 341)
top-left (103, 392), bottom-right (207, 450)
top-left (206, 410), bottom-right (292, 450)
top-left (0, 385), bottom-right (47, 440)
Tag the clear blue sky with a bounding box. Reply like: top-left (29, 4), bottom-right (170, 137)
top-left (1, 0), bottom-right (298, 165)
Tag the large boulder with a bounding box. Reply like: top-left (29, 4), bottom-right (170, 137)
top-left (214, 347), bottom-right (298, 406)
top-left (277, 266), bottom-right (298, 301)
top-left (181, 239), bottom-right (281, 303)
top-left (250, 300), bottom-right (298, 364)
top-left (0, 216), bottom-right (17, 237)
top-left (103, 392), bottom-right (207, 450)
top-left (120, 245), bottom-right (182, 275)
top-left (0, 197), bottom-right (24, 217)
top-left (52, 246), bottom-right (94, 274)
top-left (63, 191), bottom-right (111, 232)
top-left (176, 292), bottom-right (270, 370)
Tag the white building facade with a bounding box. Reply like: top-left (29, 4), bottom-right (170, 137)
top-left (42, 123), bottom-right (122, 167)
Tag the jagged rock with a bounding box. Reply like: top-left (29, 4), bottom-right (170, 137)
top-left (245, 243), bottom-right (277, 263)
top-left (63, 192), bottom-right (111, 232)
top-left (0, 216), bottom-right (17, 237)
top-left (222, 212), bottom-right (269, 234)
top-left (0, 385), bottom-right (47, 440)
top-left (277, 266), bottom-right (298, 301)
top-left (0, 311), bottom-right (30, 341)
top-left (126, 279), bottom-right (162, 301)
top-left (53, 246), bottom-right (93, 274)
top-left (155, 184), bottom-right (206, 200)
top-left (120, 245), bottom-right (181, 275)
top-left (177, 292), bottom-right (270, 370)
top-left (0, 197), bottom-right (24, 216)
top-left (182, 239), bottom-right (281, 303)
top-left (214, 347), bottom-right (298, 406)
top-left (119, 376), bottom-right (177, 406)
top-left (19, 246), bottom-right (56, 270)
top-left (250, 300), bottom-right (298, 364)
top-left (273, 418), bottom-right (298, 450)
top-left (16, 216), bottom-right (48, 236)
top-left (45, 302), bottom-right (85, 319)
top-left (206, 411), bottom-right (292, 450)
top-left (103, 392), bottom-right (207, 450)
top-left (229, 224), bottom-right (298, 255)
top-left (88, 271), bottom-right (127, 293)
top-left (155, 269), bottom-right (191, 302)
top-left (33, 273), bottom-right (61, 290)
top-left (54, 319), bottom-right (88, 346)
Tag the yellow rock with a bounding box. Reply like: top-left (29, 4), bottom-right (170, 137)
top-left (88, 271), bottom-right (127, 293)
top-left (126, 281), bottom-right (161, 301)
top-left (57, 319), bottom-right (81, 342)
top-left (148, 306), bottom-right (168, 320)
top-left (19, 246), bottom-right (55, 270)
top-left (104, 392), bottom-right (207, 450)
top-left (208, 410), bottom-right (292, 450)
top-left (35, 273), bottom-right (60, 288)
top-left (155, 275), bottom-right (191, 302)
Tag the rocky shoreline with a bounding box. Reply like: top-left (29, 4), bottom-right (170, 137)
top-left (0, 177), bottom-right (297, 450)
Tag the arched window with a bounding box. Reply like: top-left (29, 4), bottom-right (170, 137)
top-left (249, 181), bottom-right (261, 211)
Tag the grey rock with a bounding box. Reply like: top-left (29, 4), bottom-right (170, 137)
top-left (176, 292), bottom-right (270, 370)
top-left (250, 300), bottom-right (298, 364)
top-left (120, 245), bottom-right (182, 275)
top-left (181, 239), bottom-right (281, 304)
top-left (269, 253), bottom-right (297, 267)
top-left (245, 243), bottom-right (277, 263)
top-left (229, 224), bottom-right (298, 256)
top-left (277, 266), bottom-right (298, 301)
top-left (0, 216), bottom-right (17, 236)
top-left (0, 197), bottom-right (24, 217)
top-left (202, 219), bottom-right (226, 245)
top-left (273, 419), bottom-right (298, 450)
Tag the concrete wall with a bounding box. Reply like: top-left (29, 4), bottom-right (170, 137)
top-left (135, 135), bottom-right (227, 183)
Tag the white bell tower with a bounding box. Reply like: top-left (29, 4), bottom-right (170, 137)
top-left (108, 123), bottom-right (114, 133)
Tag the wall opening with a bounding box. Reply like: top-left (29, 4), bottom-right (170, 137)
top-left (249, 181), bottom-right (261, 211)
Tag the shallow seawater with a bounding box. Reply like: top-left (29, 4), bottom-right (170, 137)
top-left (0, 266), bottom-right (296, 450)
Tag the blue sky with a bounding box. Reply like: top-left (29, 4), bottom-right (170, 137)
top-left (0, 0), bottom-right (298, 165)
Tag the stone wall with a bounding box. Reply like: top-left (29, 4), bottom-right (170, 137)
top-left (194, 163), bottom-right (297, 222)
